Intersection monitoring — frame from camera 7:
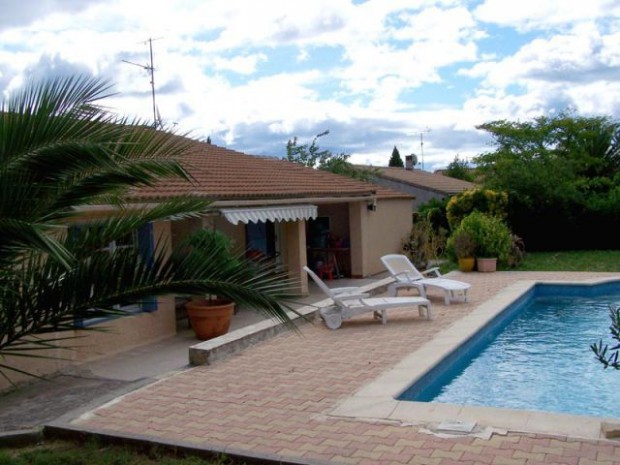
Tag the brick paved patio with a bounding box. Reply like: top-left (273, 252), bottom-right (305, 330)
top-left (67, 271), bottom-right (620, 464)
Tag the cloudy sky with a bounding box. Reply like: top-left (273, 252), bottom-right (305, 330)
top-left (2, 0), bottom-right (620, 171)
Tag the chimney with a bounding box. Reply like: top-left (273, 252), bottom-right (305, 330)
top-left (405, 155), bottom-right (414, 170)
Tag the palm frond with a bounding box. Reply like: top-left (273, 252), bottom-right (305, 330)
top-left (0, 74), bottom-right (297, 384)
top-left (0, 219), bottom-right (73, 270)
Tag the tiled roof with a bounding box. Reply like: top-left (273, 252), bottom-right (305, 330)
top-left (128, 139), bottom-right (410, 202)
top-left (367, 166), bottom-right (475, 194)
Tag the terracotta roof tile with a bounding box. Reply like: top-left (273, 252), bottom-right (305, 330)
top-left (128, 139), bottom-right (410, 202)
top-left (366, 166), bottom-right (475, 194)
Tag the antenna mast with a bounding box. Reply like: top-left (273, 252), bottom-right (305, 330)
top-left (122, 37), bottom-right (163, 128)
top-left (415, 128), bottom-right (431, 170)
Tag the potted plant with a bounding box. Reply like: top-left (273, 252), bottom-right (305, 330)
top-left (448, 230), bottom-right (476, 272)
top-left (181, 228), bottom-right (242, 340)
top-left (458, 211), bottom-right (512, 272)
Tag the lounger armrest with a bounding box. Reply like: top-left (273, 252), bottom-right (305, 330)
top-left (334, 292), bottom-right (370, 301)
top-left (331, 287), bottom-right (363, 296)
top-left (393, 271), bottom-right (419, 281)
top-left (421, 267), bottom-right (442, 277)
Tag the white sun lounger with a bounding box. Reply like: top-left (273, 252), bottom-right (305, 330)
top-left (304, 266), bottom-right (432, 329)
top-left (381, 254), bottom-right (471, 305)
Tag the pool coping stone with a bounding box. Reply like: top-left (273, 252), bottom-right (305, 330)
top-left (329, 277), bottom-right (620, 441)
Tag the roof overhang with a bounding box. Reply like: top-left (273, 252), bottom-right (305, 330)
top-left (220, 204), bottom-right (318, 225)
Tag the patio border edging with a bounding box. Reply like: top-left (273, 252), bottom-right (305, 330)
top-left (188, 306), bottom-right (319, 365)
top-left (43, 421), bottom-right (336, 465)
top-left (188, 277), bottom-right (393, 366)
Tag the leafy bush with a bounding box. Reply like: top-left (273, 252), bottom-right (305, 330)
top-left (402, 217), bottom-right (447, 269)
top-left (446, 230), bottom-right (476, 259)
top-left (591, 305), bottom-right (620, 369)
top-left (446, 188), bottom-right (508, 230)
top-left (506, 234), bottom-right (526, 268)
top-left (418, 197), bottom-right (450, 234)
top-left (456, 211), bottom-right (512, 262)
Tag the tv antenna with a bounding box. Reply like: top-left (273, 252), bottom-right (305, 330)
top-left (415, 128), bottom-right (431, 170)
top-left (122, 37), bottom-right (163, 128)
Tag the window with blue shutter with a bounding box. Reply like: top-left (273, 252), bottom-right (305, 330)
top-left (138, 223), bottom-right (158, 312)
top-left (70, 222), bottom-right (158, 327)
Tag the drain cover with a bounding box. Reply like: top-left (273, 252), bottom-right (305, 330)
top-left (436, 420), bottom-right (477, 434)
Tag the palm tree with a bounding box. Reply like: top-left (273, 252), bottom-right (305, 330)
top-left (0, 75), bottom-right (296, 382)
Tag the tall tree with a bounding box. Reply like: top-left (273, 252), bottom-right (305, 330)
top-left (0, 75), bottom-right (295, 382)
top-left (286, 132), bottom-right (378, 182)
top-left (285, 131), bottom-right (332, 168)
top-left (444, 155), bottom-right (474, 181)
top-left (388, 146), bottom-right (404, 167)
top-left (474, 110), bottom-right (620, 250)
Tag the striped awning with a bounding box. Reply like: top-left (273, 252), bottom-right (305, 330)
top-left (221, 205), bottom-right (318, 225)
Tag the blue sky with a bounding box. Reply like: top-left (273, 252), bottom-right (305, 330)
top-left (1, 0), bottom-right (620, 171)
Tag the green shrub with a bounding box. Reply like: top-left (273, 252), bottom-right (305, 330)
top-left (402, 217), bottom-right (447, 269)
top-left (417, 197), bottom-right (450, 233)
top-left (446, 230), bottom-right (476, 260)
top-left (456, 211), bottom-right (512, 262)
top-left (446, 188), bottom-right (508, 230)
top-left (506, 234), bottom-right (526, 268)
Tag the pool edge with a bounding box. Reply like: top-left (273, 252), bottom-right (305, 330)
top-left (329, 277), bottom-right (620, 441)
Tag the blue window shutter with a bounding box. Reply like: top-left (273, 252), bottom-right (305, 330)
top-left (68, 225), bottom-right (86, 328)
top-left (138, 223), bottom-right (158, 312)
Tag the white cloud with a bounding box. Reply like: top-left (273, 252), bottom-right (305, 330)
top-left (474, 0), bottom-right (620, 31)
top-left (212, 53), bottom-right (268, 74)
top-left (1, 0), bottom-right (619, 170)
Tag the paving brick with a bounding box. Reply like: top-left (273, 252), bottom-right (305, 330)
top-left (452, 443), bottom-right (484, 454)
top-left (394, 438), bottom-right (426, 448)
top-left (549, 438), bottom-right (581, 449)
top-left (511, 450), bottom-right (546, 461)
top-left (351, 449), bottom-right (384, 460)
top-left (275, 448), bottom-right (306, 458)
top-left (430, 448), bottom-right (463, 460)
top-left (543, 455), bottom-right (579, 465)
top-left (578, 460), bottom-right (614, 465)
top-left (461, 451), bottom-right (494, 464)
top-left (482, 447), bottom-right (515, 458)
top-left (531, 445), bottom-right (566, 456)
top-left (597, 453), bottom-right (620, 462)
top-left (379, 451), bottom-right (410, 463)
top-left (402, 447), bottom-right (434, 458)
top-left (70, 271), bottom-right (620, 465)
top-left (322, 446), bottom-right (357, 457)
top-left (408, 456), bottom-right (443, 465)
top-left (491, 456), bottom-right (526, 465)
top-left (439, 460), bottom-right (475, 465)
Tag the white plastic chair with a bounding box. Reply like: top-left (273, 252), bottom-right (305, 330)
top-left (303, 266), bottom-right (432, 329)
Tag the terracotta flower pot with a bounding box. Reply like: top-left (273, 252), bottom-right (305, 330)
top-left (476, 257), bottom-right (497, 272)
top-left (185, 298), bottom-right (235, 340)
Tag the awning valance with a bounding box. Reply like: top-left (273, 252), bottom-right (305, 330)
top-left (221, 205), bottom-right (318, 225)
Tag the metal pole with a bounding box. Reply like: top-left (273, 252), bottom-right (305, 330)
top-left (148, 38), bottom-right (157, 128)
top-left (420, 132), bottom-right (424, 170)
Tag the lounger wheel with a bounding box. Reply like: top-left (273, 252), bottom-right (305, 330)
top-left (320, 307), bottom-right (342, 329)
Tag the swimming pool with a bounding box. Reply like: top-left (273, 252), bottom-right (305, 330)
top-left (397, 281), bottom-right (620, 418)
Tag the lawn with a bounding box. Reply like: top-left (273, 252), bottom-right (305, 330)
top-left (508, 250), bottom-right (620, 272)
top-left (0, 439), bottom-right (234, 465)
top-left (440, 250), bottom-right (620, 273)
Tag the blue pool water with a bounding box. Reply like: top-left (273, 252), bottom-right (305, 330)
top-left (398, 281), bottom-right (620, 418)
